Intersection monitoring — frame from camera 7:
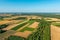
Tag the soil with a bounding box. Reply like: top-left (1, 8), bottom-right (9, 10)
top-left (51, 25), bottom-right (60, 40)
top-left (29, 22), bottom-right (39, 28)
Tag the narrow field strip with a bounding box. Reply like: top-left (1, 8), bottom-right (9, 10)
top-left (28, 22), bottom-right (39, 28)
top-left (14, 31), bottom-right (32, 38)
top-left (20, 27), bottom-right (35, 32)
top-left (2, 20), bottom-right (23, 30)
top-left (52, 22), bottom-right (60, 27)
top-left (0, 20), bottom-right (11, 25)
top-left (3, 24), bottom-right (20, 30)
top-left (17, 20), bottom-right (35, 31)
top-left (11, 20), bottom-right (29, 30)
top-left (17, 23), bottom-right (30, 31)
top-left (20, 22), bottom-right (38, 32)
top-left (19, 20), bottom-right (35, 32)
top-left (0, 30), bottom-right (16, 39)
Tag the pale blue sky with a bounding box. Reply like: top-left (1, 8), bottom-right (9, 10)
top-left (0, 0), bottom-right (60, 12)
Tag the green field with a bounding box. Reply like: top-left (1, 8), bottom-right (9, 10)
top-left (11, 20), bottom-right (35, 31)
top-left (7, 36), bottom-right (25, 40)
top-left (20, 20), bottom-right (35, 32)
top-left (52, 22), bottom-right (60, 27)
top-left (20, 27), bottom-right (35, 32)
top-left (11, 21), bottom-right (28, 30)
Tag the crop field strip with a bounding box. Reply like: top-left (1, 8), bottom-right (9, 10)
top-left (20, 22), bottom-right (39, 32)
top-left (12, 20), bottom-right (38, 38)
top-left (20, 27), bottom-right (35, 32)
top-left (52, 22), bottom-right (60, 27)
top-left (11, 19), bottom-right (35, 31)
top-left (20, 21), bottom-right (35, 32)
top-left (11, 20), bottom-right (29, 30)
top-left (16, 23), bottom-right (30, 31)
top-left (16, 20), bottom-right (35, 31)
top-left (2, 20), bottom-right (23, 30)
top-left (0, 30), bottom-right (16, 40)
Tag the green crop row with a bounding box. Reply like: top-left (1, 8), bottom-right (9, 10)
top-left (20, 27), bottom-right (35, 32)
top-left (0, 24), bottom-right (9, 29)
top-left (6, 36), bottom-right (26, 40)
top-left (52, 22), bottom-right (60, 27)
top-left (11, 21), bottom-right (28, 30)
top-left (11, 19), bottom-right (35, 31)
top-left (20, 20), bottom-right (35, 32)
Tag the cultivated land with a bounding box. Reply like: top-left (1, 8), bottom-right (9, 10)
top-left (0, 13), bottom-right (60, 40)
top-left (51, 25), bottom-right (60, 40)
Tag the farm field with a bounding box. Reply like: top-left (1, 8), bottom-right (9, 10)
top-left (51, 25), bottom-right (60, 40)
top-left (0, 13), bottom-right (60, 40)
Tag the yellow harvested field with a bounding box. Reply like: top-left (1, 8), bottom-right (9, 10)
top-left (0, 20), bottom-right (22, 25)
top-left (2, 20), bottom-right (23, 30)
top-left (14, 31), bottom-right (32, 38)
top-left (29, 22), bottom-right (39, 28)
top-left (0, 20), bottom-right (11, 25)
top-left (3, 24), bottom-right (20, 30)
top-left (46, 18), bottom-right (60, 21)
top-left (8, 20), bottom-right (23, 24)
top-left (51, 25), bottom-right (60, 40)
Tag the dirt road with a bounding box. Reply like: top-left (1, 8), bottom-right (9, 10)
top-left (51, 25), bottom-right (60, 40)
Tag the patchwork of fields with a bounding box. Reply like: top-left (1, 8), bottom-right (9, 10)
top-left (0, 14), bottom-right (60, 40)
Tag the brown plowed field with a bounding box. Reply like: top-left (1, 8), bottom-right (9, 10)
top-left (29, 22), bottom-right (39, 28)
top-left (51, 25), bottom-right (60, 40)
top-left (0, 20), bottom-right (11, 25)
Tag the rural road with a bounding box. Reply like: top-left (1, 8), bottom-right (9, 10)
top-left (51, 25), bottom-right (60, 40)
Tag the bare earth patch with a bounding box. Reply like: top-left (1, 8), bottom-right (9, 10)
top-left (46, 18), bottom-right (60, 21)
top-left (29, 22), bottom-right (39, 28)
top-left (0, 20), bottom-right (11, 25)
top-left (51, 25), bottom-right (60, 40)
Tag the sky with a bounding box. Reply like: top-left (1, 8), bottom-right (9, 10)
top-left (0, 0), bottom-right (60, 12)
